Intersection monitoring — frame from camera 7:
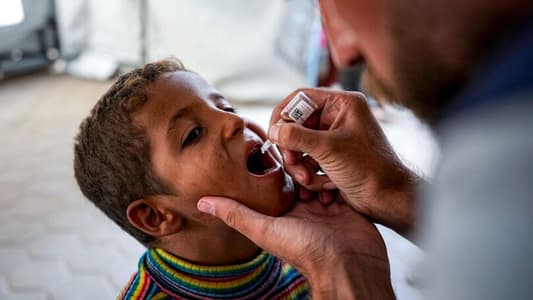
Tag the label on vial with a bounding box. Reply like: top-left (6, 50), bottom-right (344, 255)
top-left (287, 101), bottom-right (314, 124)
top-left (281, 92), bottom-right (317, 124)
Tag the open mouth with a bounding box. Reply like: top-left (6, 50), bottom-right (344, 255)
top-left (247, 145), bottom-right (278, 176)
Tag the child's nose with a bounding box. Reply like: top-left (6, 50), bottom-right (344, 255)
top-left (220, 111), bottom-right (245, 140)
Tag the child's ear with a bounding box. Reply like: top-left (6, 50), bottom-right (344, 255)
top-left (126, 197), bottom-right (184, 238)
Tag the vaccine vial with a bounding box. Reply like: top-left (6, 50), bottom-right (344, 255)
top-left (280, 91), bottom-right (318, 124)
top-left (261, 91), bottom-right (318, 153)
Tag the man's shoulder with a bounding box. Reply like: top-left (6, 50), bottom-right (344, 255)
top-left (419, 94), bottom-right (533, 300)
top-left (434, 93), bottom-right (533, 209)
top-left (438, 93), bottom-right (532, 170)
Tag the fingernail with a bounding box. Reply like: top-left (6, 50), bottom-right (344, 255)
top-left (322, 182), bottom-right (337, 190)
top-left (197, 200), bottom-right (215, 216)
top-left (268, 125), bottom-right (280, 142)
top-left (293, 171), bottom-right (304, 183)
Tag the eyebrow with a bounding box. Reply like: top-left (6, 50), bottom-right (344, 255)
top-left (208, 92), bottom-right (225, 100)
top-left (167, 105), bottom-right (194, 134)
top-left (208, 92), bottom-right (232, 109)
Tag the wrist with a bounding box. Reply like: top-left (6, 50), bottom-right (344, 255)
top-left (306, 253), bottom-right (395, 300)
top-left (374, 166), bottom-right (420, 236)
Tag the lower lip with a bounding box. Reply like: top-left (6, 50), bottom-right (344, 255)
top-left (248, 164), bottom-right (283, 178)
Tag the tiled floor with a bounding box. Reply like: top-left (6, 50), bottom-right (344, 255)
top-left (0, 73), bottom-right (144, 300)
top-left (0, 73), bottom-right (436, 299)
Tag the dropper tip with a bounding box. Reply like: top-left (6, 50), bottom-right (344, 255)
top-left (260, 140), bottom-right (273, 154)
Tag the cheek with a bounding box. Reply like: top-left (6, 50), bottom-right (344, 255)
top-left (364, 38), bottom-right (396, 93)
top-left (177, 147), bottom-right (294, 216)
top-left (239, 173), bottom-right (295, 217)
top-left (179, 152), bottom-right (241, 195)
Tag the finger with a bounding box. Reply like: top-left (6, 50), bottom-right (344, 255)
top-left (297, 185), bottom-right (314, 202)
top-left (270, 88), bottom-right (367, 129)
top-left (300, 155), bottom-right (321, 173)
top-left (283, 152), bottom-right (328, 186)
top-left (285, 160), bottom-right (337, 191)
top-left (269, 89), bottom-right (302, 127)
top-left (269, 90), bottom-right (369, 161)
top-left (304, 176), bottom-right (336, 192)
top-left (299, 155), bottom-right (323, 185)
top-left (284, 163), bottom-right (312, 185)
top-left (318, 191), bottom-right (335, 206)
top-left (197, 196), bottom-right (275, 251)
top-left (269, 88), bottom-right (336, 128)
top-left (269, 122), bottom-right (329, 158)
top-left (279, 148), bottom-right (298, 165)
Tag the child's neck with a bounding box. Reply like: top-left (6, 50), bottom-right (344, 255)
top-left (155, 224), bottom-right (260, 265)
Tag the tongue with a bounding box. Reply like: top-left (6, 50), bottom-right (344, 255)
top-left (247, 148), bottom-right (274, 175)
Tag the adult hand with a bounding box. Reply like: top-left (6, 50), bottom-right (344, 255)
top-left (269, 88), bottom-right (420, 236)
top-left (197, 196), bottom-right (395, 300)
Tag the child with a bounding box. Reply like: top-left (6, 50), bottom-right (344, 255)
top-left (74, 59), bottom-right (310, 299)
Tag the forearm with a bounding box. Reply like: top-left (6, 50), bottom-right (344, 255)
top-left (306, 254), bottom-right (395, 300)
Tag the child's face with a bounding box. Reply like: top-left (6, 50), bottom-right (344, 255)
top-left (133, 71), bottom-right (294, 219)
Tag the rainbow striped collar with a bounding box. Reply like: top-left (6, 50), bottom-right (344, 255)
top-left (143, 248), bottom-right (284, 299)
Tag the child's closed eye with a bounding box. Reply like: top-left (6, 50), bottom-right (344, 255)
top-left (182, 127), bottom-right (203, 148)
top-left (221, 107), bottom-right (236, 113)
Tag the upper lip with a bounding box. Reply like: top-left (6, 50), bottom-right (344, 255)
top-left (245, 139), bottom-right (262, 159)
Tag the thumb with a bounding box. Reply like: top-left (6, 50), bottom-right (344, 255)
top-left (197, 196), bottom-right (275, 250)
top-left (269, 122), bottom-right (328, 158)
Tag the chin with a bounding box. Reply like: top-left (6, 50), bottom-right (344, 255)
top-left (269, 172), bottom-right (295, 217)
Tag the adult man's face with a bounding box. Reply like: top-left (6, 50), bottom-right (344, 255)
top-left (318, 0), bottom-right (392, 92)
top-left (319, 0), bottom-right (504, 123)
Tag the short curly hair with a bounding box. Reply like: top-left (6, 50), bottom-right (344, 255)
top-left (74, 58), bottom-right (186, 246)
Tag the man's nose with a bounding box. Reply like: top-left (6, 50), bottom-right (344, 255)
top-left (319, 0), bottom-right (363, 68)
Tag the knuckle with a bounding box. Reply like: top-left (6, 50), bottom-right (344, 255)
top-left (280, 124), bottom-right (297, 142)
top-left (294, 87), bottom-right (306, 94)
top-left (223, 210), bottom-right (239, 228)
top-left (314, 136), bottom-right (341, 166)
top-left (257, 217), bottom-right (275, 239)
top-left (311, 134), bottom-right (332, 160)
top-left (350, 90), bottom-right (367, 101)
top-left (280, 125), bottom-right (300, 148)
top-left (221, 203), bottom-right (243, 229)
top-left (284, 164), bottom-right (299, 176)
top-left (351, 94), bottom-right (371, 113)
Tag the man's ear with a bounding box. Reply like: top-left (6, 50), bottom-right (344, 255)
top-left (126, 197), bottom-right (184, 238)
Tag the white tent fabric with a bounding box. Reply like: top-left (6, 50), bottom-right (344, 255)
top-left (54, 0), bottom-right (87, 58)
top-left (55, 0), bottom-right (141, 63)
top-left (54, 0), bottom-right (309, 102)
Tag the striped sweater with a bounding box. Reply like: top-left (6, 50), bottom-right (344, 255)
top-left (118, 248), bottom-right (310, 299)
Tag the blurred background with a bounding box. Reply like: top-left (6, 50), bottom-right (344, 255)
top-left (0, 0), bottom-right (438, 299)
